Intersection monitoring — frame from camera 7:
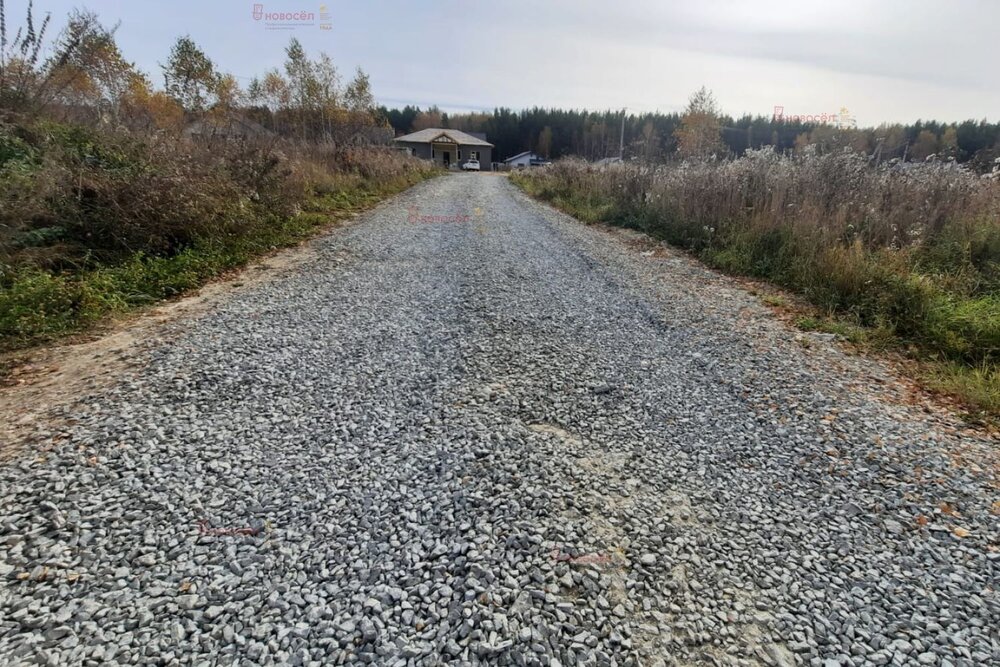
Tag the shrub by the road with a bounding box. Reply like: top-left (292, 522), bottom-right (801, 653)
top-left (513, 153), bottom-right (1000, 415)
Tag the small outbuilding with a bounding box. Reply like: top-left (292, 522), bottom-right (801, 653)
top-left (504, 151), bottom-right (551, 168)
top-left (393, 128), bottom-right (493, 171)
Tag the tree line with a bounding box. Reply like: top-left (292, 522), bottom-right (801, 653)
top-left (378, 95), bottom-right (1000, 171)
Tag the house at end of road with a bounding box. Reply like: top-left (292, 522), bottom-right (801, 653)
top-left (393, 128), bottom-right (493, 171)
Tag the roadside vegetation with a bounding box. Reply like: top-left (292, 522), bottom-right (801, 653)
top-left (0, 3), bottom-right (434, 353)
top-left (512, 92), bottom-right (1000, 419)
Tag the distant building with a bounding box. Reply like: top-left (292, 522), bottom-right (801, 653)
top-left (504, 151), bottom-right (551, 168)
top-left (393, 128), bottom-right (493, 171)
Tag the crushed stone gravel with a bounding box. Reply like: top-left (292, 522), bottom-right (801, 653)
top-left (1, 173), bottom-right (997, 666)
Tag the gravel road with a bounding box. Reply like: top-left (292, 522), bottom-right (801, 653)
top-left (1, 173), bottom-right (997, 666)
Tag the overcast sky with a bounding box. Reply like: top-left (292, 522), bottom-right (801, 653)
top-left (9, 0), bottom-right (999, 125)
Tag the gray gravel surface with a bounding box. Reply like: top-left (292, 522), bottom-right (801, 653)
top-left (1, 173), bottom-right (998, 666)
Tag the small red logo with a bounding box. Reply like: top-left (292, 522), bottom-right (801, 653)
top-left (252, 3), bottom-right (264, 20)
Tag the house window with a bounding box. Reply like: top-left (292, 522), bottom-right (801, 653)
top-left (470, 151), bottom-right (480, 160)
top-left (432, 148), bottom-right (435, 158)
top-left (457, 149), bottom-right (462, 160)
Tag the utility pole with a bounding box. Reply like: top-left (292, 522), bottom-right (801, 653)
top-left (619, 108), bottom-right (626, 160)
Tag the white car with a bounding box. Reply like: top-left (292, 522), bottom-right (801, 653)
top-left (461, 159), bottom-right (480, 171)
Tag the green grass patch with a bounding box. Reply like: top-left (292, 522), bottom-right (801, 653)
top-left (923, 360), bottom-right (1000, 422)
top-left (512, 172), bottom-right (615, 224)
top-left (760, 294), bottom-right (788, 307)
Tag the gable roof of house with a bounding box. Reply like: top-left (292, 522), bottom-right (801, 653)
top-left (393, 128), bottom-right (493, 147)
top-left (504, 151), bottom-right (535, 162)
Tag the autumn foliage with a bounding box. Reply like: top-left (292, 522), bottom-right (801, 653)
top-left (0, 1), bottom-right (433, 351)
